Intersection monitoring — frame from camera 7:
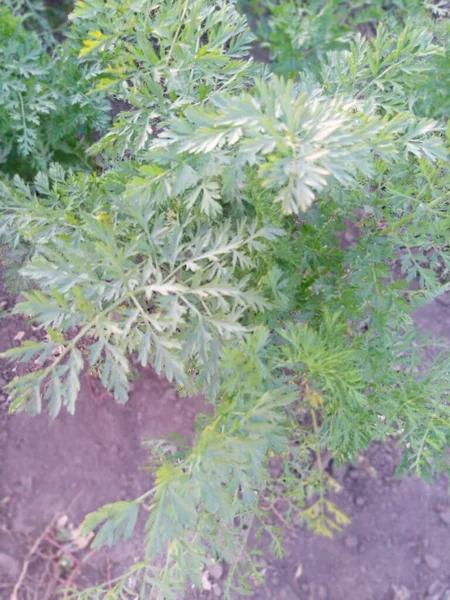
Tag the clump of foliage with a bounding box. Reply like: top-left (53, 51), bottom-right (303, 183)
top-left (240, 0), bottom-right (427, 76)
top-left (2, 0), bottom-right (73, 39)
top-left (0, 0), bottom-right (449, 598)
top-left (0, 4), bottom-right (109, 178)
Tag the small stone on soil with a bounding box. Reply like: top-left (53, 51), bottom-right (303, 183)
top-left (345, 535), bottom-right (359, 549)
top-left (201, 570), bottom-right (212, 591)
top-left (294, 563), bottom-right (303, 581)
top-left (355, 496), bottom-right (366, 507)
top-left (437, 507), bottom-right (450, 526)
top-left (0, 551), bottom-right (19, 577)
top-left (424, 554), bottom-right (441, 570)
top-left (212, 582), bottom-right (222, 597)
top-left (13, 331), bottom-right (25, 342)
top-left (389, 585), bottom-right (411, 600)
top-left (208, 562), bottom-right (224, 580)
top-left (427, 581), bottom-right (450, 600)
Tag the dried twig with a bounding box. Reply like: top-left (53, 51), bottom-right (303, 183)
top-left (44, 534), bottom-right (82, 566)
top-left (86, 373), bottom-right (112, 402)
top-left (105, 548), bottom-right (113, 590)
top-left (62, 548), bottom-right (98, 600)
top-left (10, 494), bottom-right (82, 600)
top-left (10, 517), bottom-right (57, 600)
top-left (260, 500), bottom-right (289, 527)
top-left (39, 558), bottom-right (57, 600)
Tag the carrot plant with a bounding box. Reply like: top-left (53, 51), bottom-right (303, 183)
top-left (0, 4), bottom-right (109, 178)
top-left (0, 0), bottom-right (449, 598)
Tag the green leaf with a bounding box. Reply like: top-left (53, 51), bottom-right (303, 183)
top-left (81, 501), bottom-right (141, 547)
top-left (48, 372), bottom-right (62, 418)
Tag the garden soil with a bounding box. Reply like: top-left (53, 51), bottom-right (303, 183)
top-left (0, 266), bottom-right (450, 599)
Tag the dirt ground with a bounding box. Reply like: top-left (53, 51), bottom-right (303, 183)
top-left (0, 269), bottom-right (450, 600)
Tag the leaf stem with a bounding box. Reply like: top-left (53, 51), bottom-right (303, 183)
top-left (380, 195), bottom-right (446, 236)
top-left (166, 0), bottom-right (190, 64)
top-left (223, 511), bottom-right (256, 597)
